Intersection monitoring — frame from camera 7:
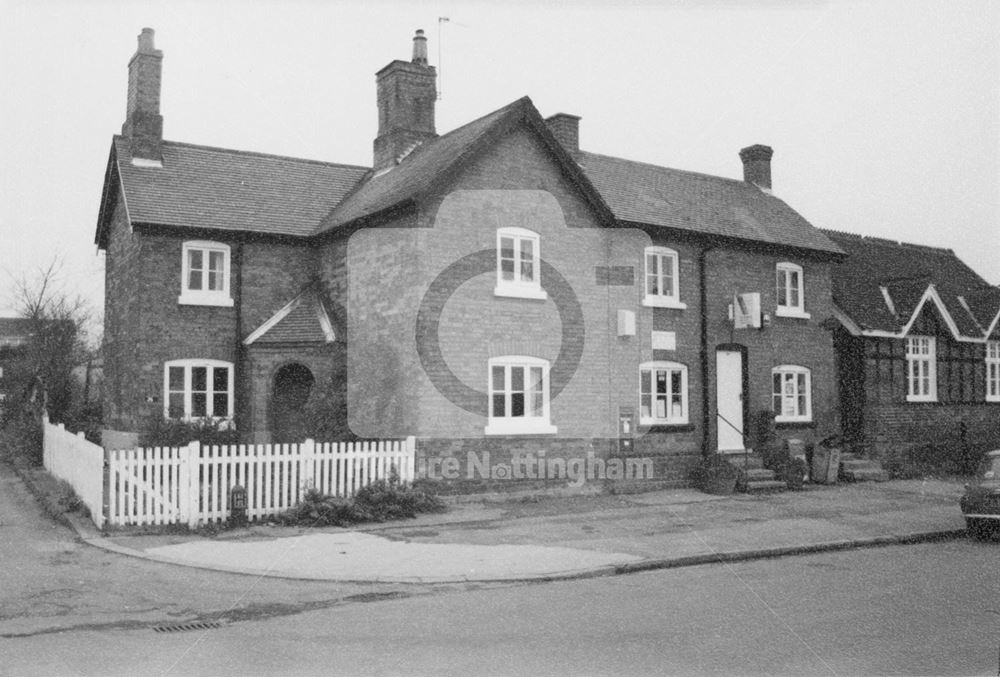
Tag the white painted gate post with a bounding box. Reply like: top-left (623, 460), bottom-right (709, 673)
top-left (185, 441), bottom-right (201, 529)
top-left (405, 436), bottom-right (416, 482)
top-left (301, 439), bottom-right (316, 494)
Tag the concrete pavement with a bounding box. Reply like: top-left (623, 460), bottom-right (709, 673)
top-left (43, 475), bottom-right (969, 584)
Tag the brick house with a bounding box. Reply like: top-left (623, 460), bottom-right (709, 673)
top-left (96, 28), bottom-right (844, 484)
top-left (825, 230), bottom-right (1000, 460)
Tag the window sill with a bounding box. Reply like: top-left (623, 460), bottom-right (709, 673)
top-left (642, 296), bottom-right (686, 310)
top-left (178, 294), bottom-right (235, 308)
top-left (774, 420), bottom-right (815, 429)
top-left (774, 415), bottom-right (812, 424)
top-left (484, 420), bottom-right (557, 436)
top-left (775, 307), bottom-right (810, 320)
top-left (494, 285), bottom-right (547, 301)
top-left (639, 422), bottom-right (694, 433)
top-left (905, 397), bottom-right (938, 404)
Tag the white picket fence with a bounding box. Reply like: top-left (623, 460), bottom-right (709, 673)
top-left (41, 415), bottom-right (416, 529)
top-left (105, 438), bottom-right (416, 528)
top-left (42, 416), bottom-right (105, 526)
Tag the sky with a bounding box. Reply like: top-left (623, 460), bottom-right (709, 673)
top-left (1, 0), bottom-right (998, 328)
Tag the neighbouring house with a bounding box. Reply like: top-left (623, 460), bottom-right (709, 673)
top-left (0, 318), bottom-right (33, 415)
top-left (825, 230), bottom-right (1000, 462)
top-left (96, 28), bottom-right (845, 485)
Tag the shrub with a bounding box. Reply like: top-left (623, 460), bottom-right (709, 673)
top-left (274, 478), bottom-right (446, 528)
top-left (55, 480), bottom-right (84, 512)
top-left (139, 416), bottom-right (239, 448)
top-left (0, 414), bottom-right (43, 465)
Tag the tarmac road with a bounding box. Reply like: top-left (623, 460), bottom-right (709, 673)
top-left (3, 539), bottom-right (996, 677)
top-left (0, 464), bottom-right (461, 640)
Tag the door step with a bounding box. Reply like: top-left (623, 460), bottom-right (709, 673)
top-left (839, 453), bottom-right (891, 482)
top-left (733, 453), bottom-right (785, 493)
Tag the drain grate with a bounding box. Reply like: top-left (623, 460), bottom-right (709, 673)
top-left (153, 621), bottom-right (222, 634)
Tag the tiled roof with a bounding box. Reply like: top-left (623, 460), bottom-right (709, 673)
top-left (823, 229), bottom-right (1000, 338)
top-left (104, 98), bottom-right (841, 258)
top-left (112, 137), bottom-right (368, 237)
top-left (578, 152), bottom-right (843, 255)
top-left (244, 287), bottom-right (335, 345)
top-left (315, 98), bottom-right (535, 234)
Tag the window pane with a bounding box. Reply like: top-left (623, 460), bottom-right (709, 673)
top-left (661, 256), bottom-right (674, 296)
top-left (530, 367), bottom-right (544, 417)
top-left (492, 394), bottom-right (506, 417)
top-left (640, 396), bottom-right (651, 420)
top-left (213, 393), bottom-right (228, 417)
top-left (169, 366), bottom-right (185, 391)
top-left (655, 370), bottom-right (667, 394)
top-left (646, 254), bottom-right (659, 295)
top-left (188, 250), bottom-right (203, 290)
top-left (191, 367), bottom-right (207, 392)
top-left (192, 393), bottom-right (207, 418)
top-left (492, 366), bottom-right (505, 392)
top-left (520, 238), bottom-right (533, 259)
top-left (511, 393), bottom-right (524, 417)
top-left (207, 251), bottom-right (225, 291)
top-left (655, 396), bottom-right (667, 419)
top-left (213, 366), bottom-right (228, 393)
top-left (500, 237), bottom-right (515, 281)
top-left (640, 370), bottom-right (651, 394)
top-left (501, 259), bottom-right (515, 281)
top-left (511, 366), bottom-right (524, 392)
top-left (520, 259), bottom-right (534, 283)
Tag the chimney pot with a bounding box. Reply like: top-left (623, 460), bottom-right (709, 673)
top-left (412, 29), bottom-right (428, 65)
top-left (138, 27), bottom-right (156, 52)
top-left (739, 144), bottom-right (773, 190)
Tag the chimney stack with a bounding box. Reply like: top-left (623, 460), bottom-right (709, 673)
top-left (373, 30), bottom-right (438, 171)
top-left (739, 144), bottom-right (773, 190)
top-left (122, 28), bottom-right (164, 164)
top-left (545, 113), bottom-right (580, 154)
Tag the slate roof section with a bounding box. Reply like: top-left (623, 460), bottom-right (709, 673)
top-left (578, 152), bottom-right (842, 255)
top-left (823, 229), bottom-right (1000, 338)
top-left (244, 288), bottom-right (335, 345)
top-left (101, 97), bottom-right (841, 258)
top-left (111, 137), bottom-right (369, 237)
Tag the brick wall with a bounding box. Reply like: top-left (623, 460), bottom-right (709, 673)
top-left (103, 215), bottom-right (319, 437)
top-left (316, 123), bottom-right (839, 487)
top-left (102, 191), bottom-right (143, 432)
top-left (703, 248), bottom-right (839, 451)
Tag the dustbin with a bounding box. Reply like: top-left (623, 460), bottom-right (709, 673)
top-left (811, 446), bottom-right (841, 484)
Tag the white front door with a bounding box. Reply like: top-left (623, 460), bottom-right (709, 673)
top-left (716, 350), bottom-right (744, 452)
